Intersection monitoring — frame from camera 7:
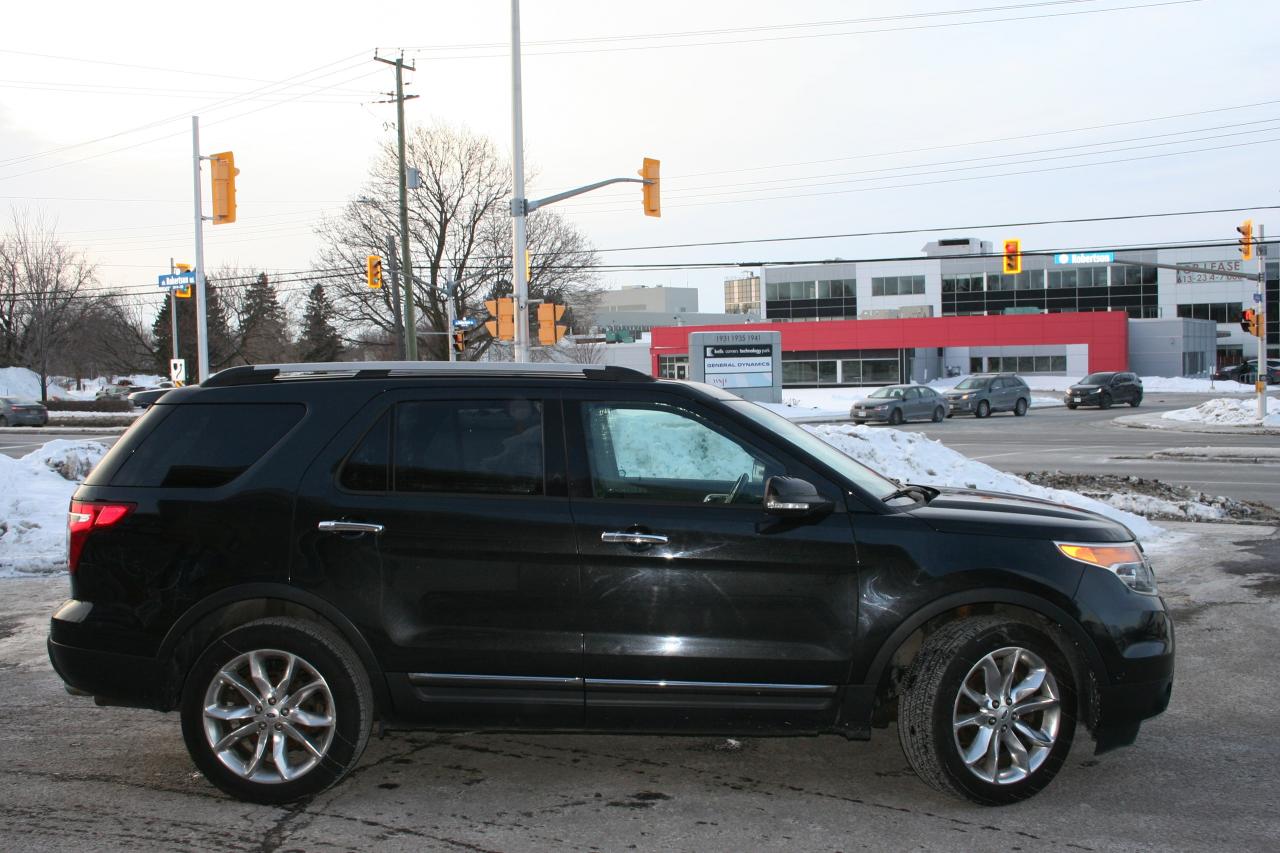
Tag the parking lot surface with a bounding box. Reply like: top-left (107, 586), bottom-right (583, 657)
top-left (2, 521), bottom-right (1277, 852)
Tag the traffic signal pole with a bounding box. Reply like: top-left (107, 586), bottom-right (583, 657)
top-left (1256, 225), bottom-right (1267, 422)
top-left (374, 53), bottom-right (419, 360)
top-left (191, 116), bottom-right (210, 383)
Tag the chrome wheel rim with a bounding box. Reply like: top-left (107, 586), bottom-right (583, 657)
top-left (202, 648), bottom-right (336, 784)
top-left (952, 646), bottom-right (1060, 785)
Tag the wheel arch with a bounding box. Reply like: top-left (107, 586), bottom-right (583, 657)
top-left (852, 589), bottom-right (1106, 733)
top-left (156, 583), bottom-right (389, 715)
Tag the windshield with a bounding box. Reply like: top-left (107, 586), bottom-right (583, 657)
top-left (728, 401), bottom-right (900, 500)
top-left (868, 387), bottom-right (903, 399)
top-left (1080, 373), bottom-right (1112, 384)
top-left (954, 377), bottom-right (989, 390)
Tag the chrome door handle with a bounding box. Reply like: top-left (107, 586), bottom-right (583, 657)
top-left (601, 531), bottom-right (669, 546)
top-left (318, 520), bottom-right (384, 535)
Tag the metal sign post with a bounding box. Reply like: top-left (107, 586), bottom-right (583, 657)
top-left (191, 116), bottom-right (210, 383)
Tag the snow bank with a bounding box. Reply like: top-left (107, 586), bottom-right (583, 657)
top-left (0, 366), bottom-right (67, 400)
top-left (803, 424), bottom-right (1162, 541)
top-left (0, 440), bottom-right (109, 577)
top-left (1161, 397), bottom-right (1280, 427)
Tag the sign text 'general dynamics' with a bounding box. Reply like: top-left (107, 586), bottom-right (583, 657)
top-left (702, 344), bottom-right (774, 389)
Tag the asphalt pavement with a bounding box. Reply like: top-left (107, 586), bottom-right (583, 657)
top-left (1, 521), bottom-right (1276, 851)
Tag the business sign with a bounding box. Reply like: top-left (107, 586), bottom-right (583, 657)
top-left (158, 271), bottom-right (196, 289)
top-left (688, 331), bottom-right (782, 403)
top-left (1053, 252), bottom-right (1114, 264)
top-left (1175, 260), bottom-right (1246, 284)
top-left (703, 344), bottom-right (773, 389)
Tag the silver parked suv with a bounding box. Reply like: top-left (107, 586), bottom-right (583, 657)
top-left (943, 373), bottom-right (1031, 418)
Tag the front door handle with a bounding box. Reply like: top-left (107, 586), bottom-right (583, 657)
top-left (318, 520), bottom-right (384, 536)
top-left (601, 531), bottom-right (669, 546)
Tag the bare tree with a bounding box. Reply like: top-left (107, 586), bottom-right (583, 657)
top-left (312, 121), bottom-right (601, 360)
top-left (0, 209), bottom-right (96, 400)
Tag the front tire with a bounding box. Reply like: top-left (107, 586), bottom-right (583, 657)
top-left (180, 617), bottom-right (373, 804)
top-left (0, 415), bottom-right (7, 427)
top-left (1130, 395), bottom-right (1142, 407)
top-left (976, 400), bottom-right (991, 419)
top-left (888, 407), bottom-right (904, 426)
top-left (1066, 403), bottom-right (1077, 410)
top-left (1099, 393), bottom-right (1112, 410)
top-left (932, 406), bottom-right (945, 423)
top-left (898, 616), bottom-right (1076, 806)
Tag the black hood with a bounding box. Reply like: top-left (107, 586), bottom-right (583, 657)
top-left (906, 487), bottom-right (1134, 542)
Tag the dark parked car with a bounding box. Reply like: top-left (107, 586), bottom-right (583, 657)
top-left (1236, 360), bottom-right (1280, 386)
top-left (1065, 372), bottom-right (1143, 409)
top-left (849, 384), bottom-right (947, 425)
top-left (49, 362), bottom-right (1173, 807)
top-left (0, 396), bottom-right (48, 427)
top-left (943, 373), bottom-right (1031, 418)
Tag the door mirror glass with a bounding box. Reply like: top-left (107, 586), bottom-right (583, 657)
top-left (764, 476), bottom-right (834, 517)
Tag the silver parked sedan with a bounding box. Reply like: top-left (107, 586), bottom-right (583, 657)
top-left (849, 385), bottom-right (947, 425)
top-left (0, 396), bottom-right (48, 427)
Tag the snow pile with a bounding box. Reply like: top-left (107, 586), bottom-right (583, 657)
top-left (0, 366), bottom-right (68, 400)
top-left (1161, 397), bottom-right (1280, 427)
top-left (804, 424), bottom-right (1162, 541)
top-left (0, 440), bottom-right (109, 577)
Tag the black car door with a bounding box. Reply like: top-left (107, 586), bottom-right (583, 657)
top-left (563, 389), bottom-right (860, 733)
top-left (292, 387), bottom-right (583, 727)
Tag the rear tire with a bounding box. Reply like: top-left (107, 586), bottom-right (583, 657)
top-left (1014, 398), bottom-right (1028, 417)
top-left (898, 616), bottom-right (1076, 806)
top-left (889, 407), bottom-right (904, 426)
top-left (180, 617), bottom-right (373, 805)
top-left (932, 406), bottom-right (945, 423)
top-left (976, 400), bottom-right (991, 419)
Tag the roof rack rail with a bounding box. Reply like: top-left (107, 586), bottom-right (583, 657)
top-left (201, 361), bottom-right (655, 388)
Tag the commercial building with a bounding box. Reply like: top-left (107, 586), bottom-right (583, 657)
top-left (590, 284), bottom-right (759, 338)
top-left (648, 236), bottom-right (1270, 385)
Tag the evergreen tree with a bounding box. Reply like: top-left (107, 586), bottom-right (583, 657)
top-left (237, 273), bottom-right (292, 364)
top-left (151, 277), bottom-right (237, 376)
top-left (298, 283), bottom-right (344, 363)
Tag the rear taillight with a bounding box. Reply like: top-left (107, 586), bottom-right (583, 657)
top-left (67, 500), bottom-right (135, 573)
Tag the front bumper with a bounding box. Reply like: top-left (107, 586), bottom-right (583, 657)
top-left (1065, 391), bottom-right (1102, 406)
top-left (945, 397), bottom-right (976, 413)
top-left (850, 408), bottom-right (891, 422)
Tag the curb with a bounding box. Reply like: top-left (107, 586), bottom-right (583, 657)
top-left (0, 426), bottom-right (127, 435)
top-left (1111, 413), bottom-right (1280, 436)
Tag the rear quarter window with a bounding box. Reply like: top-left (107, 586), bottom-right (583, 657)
top-left (108, 403), bottom-right (304, 488)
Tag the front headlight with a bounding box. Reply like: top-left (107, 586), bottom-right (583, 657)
top-left (1056, 541), bottom-right (1158, 595)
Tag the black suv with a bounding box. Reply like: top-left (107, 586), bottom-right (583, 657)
top-left (48, 362), bottom-right (1173, 806)
top-left (1065, 372), bottom-right (1143, 409)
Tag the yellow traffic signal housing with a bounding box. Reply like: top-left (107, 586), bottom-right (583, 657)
top-left (175, 285), bottom-right (192, 299)
top-left (1237, 219), bottom-right (1254, 260)
top-left (1240, 308), bottom-right (1258, 335)
top-left (366, 255), bottom-right (383, 289)
top-left (1002, 239), bottom-right (1021, 275)
top-left (175, 263), bottom-right (191, 272)
top-left (209, 152), bottom-right (239, 225)
top-left (639, 157), bottom-right (660, 218)
top-left (453, 331), bottom-right (466, 354)
top-left (537, 302), bottom-right (568, 346)
top-left (483, 297), bottom-right (515, 341)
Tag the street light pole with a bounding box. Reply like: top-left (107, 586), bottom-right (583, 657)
top-left (374, 53), bottom-right (419, 360)
top-left (510, 0), bottom-right (531, 363)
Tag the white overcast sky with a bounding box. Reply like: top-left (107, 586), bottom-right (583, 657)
top-left (2, 0), bottom-right (1277, 313)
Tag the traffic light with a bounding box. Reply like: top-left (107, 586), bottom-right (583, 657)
top-left (173, 263), bottom-right (192, 298)
top-left (1240, 308), bottom-right (1261, 336)
top-left (366, 255), bottom-right (383, 289)
top-left (537, 302), bottom-right (568, 346)
top-left (1237, 219), bottom-right (1253, 260)
top-left (639, 157), bottom-right (660, 218)
top-left (209, 152), bottom-right (239, 225)
top-left (453, 330), bottom-right (466, 354)
top-left (483, 297), bottom-right (515, 341)
top-left (1002, 238), bottom-right (1021, 274)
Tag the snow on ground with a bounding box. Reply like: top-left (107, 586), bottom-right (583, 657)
top-left (0, 440), bottom-right (109, 577)
top-left (803, 423), bottom-right (1162, 541)
top-left (1161, 396), bottom-right (1280, 427)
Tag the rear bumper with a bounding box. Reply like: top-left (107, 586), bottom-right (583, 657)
top-left (48, 600), bottom-right (167, 710)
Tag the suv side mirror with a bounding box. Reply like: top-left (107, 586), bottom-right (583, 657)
top-left (764, 476), bottom-right (834, 518)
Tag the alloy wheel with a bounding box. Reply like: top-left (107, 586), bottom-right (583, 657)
top-left (202, 648), bottom-right (336, 784)
top-left (951, 646), bottom-right (1060, 785)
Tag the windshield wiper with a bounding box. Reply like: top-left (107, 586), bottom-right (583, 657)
top-left (882, 484), bottom-right (938, 504)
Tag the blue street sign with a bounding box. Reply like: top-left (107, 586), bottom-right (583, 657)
top-left (1254, 292), bottom-right (1264, 303)
top-left (1053, 252), bottom-right (1114, 264)
top-left (158, 271), bottom-right (196, 289)
top-left (453, 317), bottom-right (479, 330)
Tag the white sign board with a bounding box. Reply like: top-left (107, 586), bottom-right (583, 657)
top-left (169, 358), bottom-right (187, 383)
top-left (1175, 260), bottom-right (1247, 284)
top-left (703, 345), bottom-right (774, 389)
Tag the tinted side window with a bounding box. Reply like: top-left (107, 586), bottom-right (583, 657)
top-left (111, 403), bottom-right (303, 488)
top-left (340, 410), bottom-right (390, 492)
top-left (393, 400), bottom-right (543, 496)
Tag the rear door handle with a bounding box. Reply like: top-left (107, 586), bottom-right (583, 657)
top-left (601, 531), bottom-right (669, 546)
top-left (318, 520), bottom-right (384, 536)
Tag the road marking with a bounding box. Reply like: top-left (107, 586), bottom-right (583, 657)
top-left (0, 441), bottom-right (50, 452)
top-left (970, 447), bottom-right (1079, 460)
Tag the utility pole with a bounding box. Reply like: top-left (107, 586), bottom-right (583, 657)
top-left (510, 0), bottom-right (531, 362)
top-left (385, 234), bottom-right (405, 359)
top-left (191, 116), bottom-right (210, 382)
top-left (374, 53), bottom-right (419, 360)
top-left (1256, 225), bottom-right (1267, 422)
